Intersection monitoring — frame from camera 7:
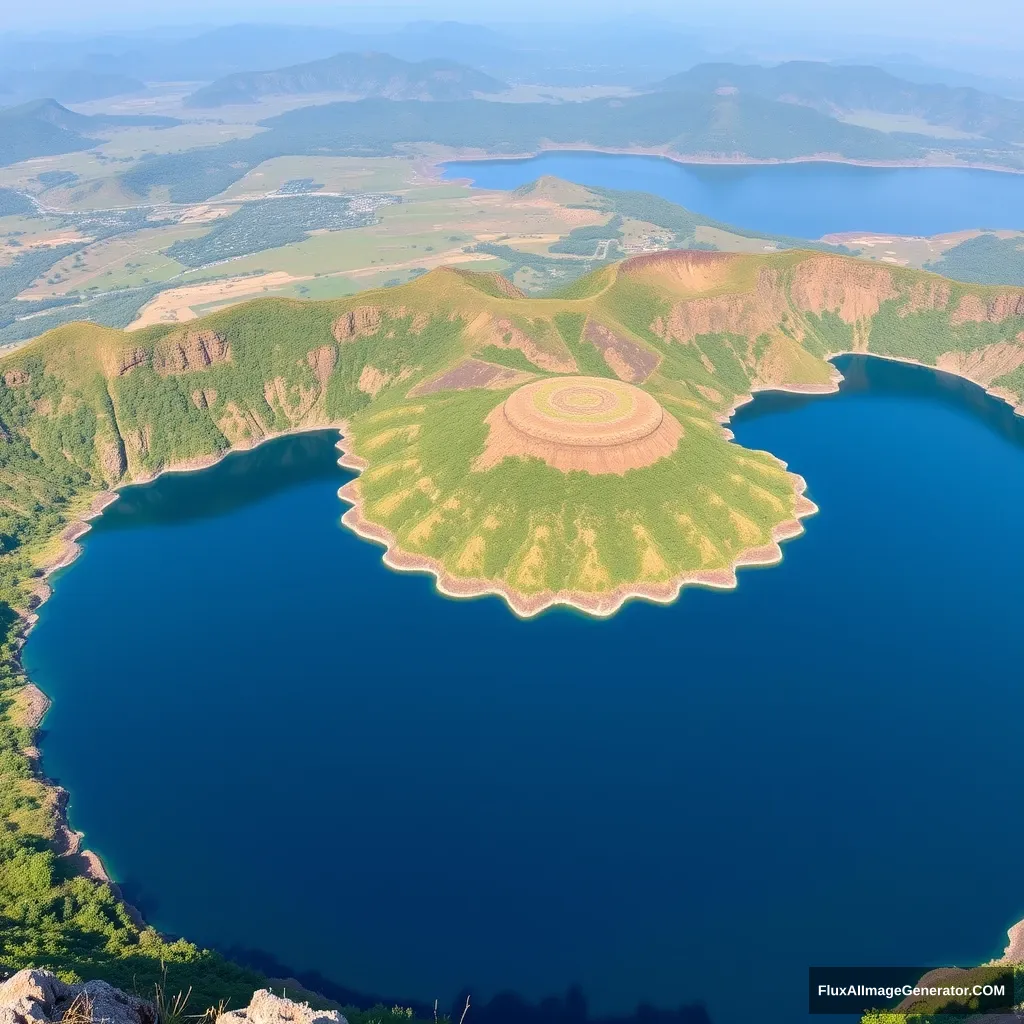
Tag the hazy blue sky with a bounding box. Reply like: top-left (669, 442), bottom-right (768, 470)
top-left (6, 0), bottom-right (1024, 48)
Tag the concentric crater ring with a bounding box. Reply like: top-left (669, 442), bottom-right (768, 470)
top-left (503, 376), bottom-right (664, 447)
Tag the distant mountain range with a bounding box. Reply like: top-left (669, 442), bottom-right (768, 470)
top-left (0, 22), bottom-right (524, 89)
top-left (652, 62), bottom-right (1024, 143)
top-left (185, 52), bottom-right (507, 107)
top-left (0, 99), bottom-right (178, 167)
top-left (4, 19), bottom-right (1024, 96)
top-left (0, 68), bottom-right (144, 104)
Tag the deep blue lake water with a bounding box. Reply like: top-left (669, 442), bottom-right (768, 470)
top-left (25, 357), bottom-right (1024, 1024)
top-left (441, 152), bottom-right (1024, 238)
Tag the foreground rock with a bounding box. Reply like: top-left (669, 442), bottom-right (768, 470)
top-left (0, 974), bottom-right (346, 1024)
top-left (217, 990), bottom-right (346, 1024)
top-left (0, 970), bottom-right (155, 1024)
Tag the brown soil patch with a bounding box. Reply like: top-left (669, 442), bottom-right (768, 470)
top-left (307, 345), bottom-right (337, 386)
top-left (411, 357), bottom-right (535, 395)
top-left (949, 291), bottom-right (1024, 325)
top-left (358, 366), bottom-right (392, 398)
top-left (899, 280), bottom-right (951, 316)
top-left (620, 249), bottom-right (739, 292)
top-left (936, 339), bottom-right (1024, 385)
top-left (264, 377), bottom-right (318, 421)
top-left (475, 376), bottom-right (683, 475)
top-left (469, 312), bottom-right (577, 373)
top-left (128, 271), bottom-right (299, 330)
top-left (191, 388), bottom-right (217, 410)
top-left (582, 319), bottom-right (660, 382)
top-left (217, 402), bottom-right (269, 447)
top-left (489, 273), bottom-right (528, 299)
top-left (102, 345), bottom-right (148, 377)
top-left (789, 256), bottom-right (897, 324)
top-left (153, 329), bottom-right (230, 375)
top-left (11, 684), bottom-right (50, 730)
top-left (653, 267), bottom-right (790, 347)
top-left (356, 365), bottom-right (413, 398)
top-left (332, 306), bottom-right (383, 341)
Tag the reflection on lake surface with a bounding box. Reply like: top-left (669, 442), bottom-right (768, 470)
top-left (26, 357), bottom-right (1024, 1024)
top-left (442, 151), bottom-right (1024, 237)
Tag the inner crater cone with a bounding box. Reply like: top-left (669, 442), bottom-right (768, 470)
top-left (503, 377), bottom-right (665, 447)
top-left (476, 376), bottom-right (684, 476)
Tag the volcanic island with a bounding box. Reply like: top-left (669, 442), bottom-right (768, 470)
top-left (338, 365), bottom-right (814, 615)
top-left (5, 249), bottom-right (1024, 616)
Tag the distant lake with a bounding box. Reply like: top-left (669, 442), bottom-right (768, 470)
top-left (442, 152), bottom-right (1024, 238)
top-left (26, 358), bottom-right (1024, 1024)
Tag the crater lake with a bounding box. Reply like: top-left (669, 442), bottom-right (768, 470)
top-left (25, 356), bottom-right (1024, 1024)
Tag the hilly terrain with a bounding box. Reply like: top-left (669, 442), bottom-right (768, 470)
top-left (653, 61), bottom-right (1024, 143)
top-left (0, 99), bottom-right (178, 166)
top-left (185, 52), bottom-right (507, 106)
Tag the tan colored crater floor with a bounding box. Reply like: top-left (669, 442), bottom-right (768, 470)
top-left (477, 376), bottom-right (683, 475)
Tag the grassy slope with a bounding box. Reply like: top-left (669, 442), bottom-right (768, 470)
top-left (0, 253), bottom-right (1023, 1004)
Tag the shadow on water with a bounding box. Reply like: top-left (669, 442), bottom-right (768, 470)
top-left (222, 947), bottom-right (715, 1024)
top-left (734, 355), bottom-right (1024, 449)
top-left (94, 430), bottom-right (347, 530)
